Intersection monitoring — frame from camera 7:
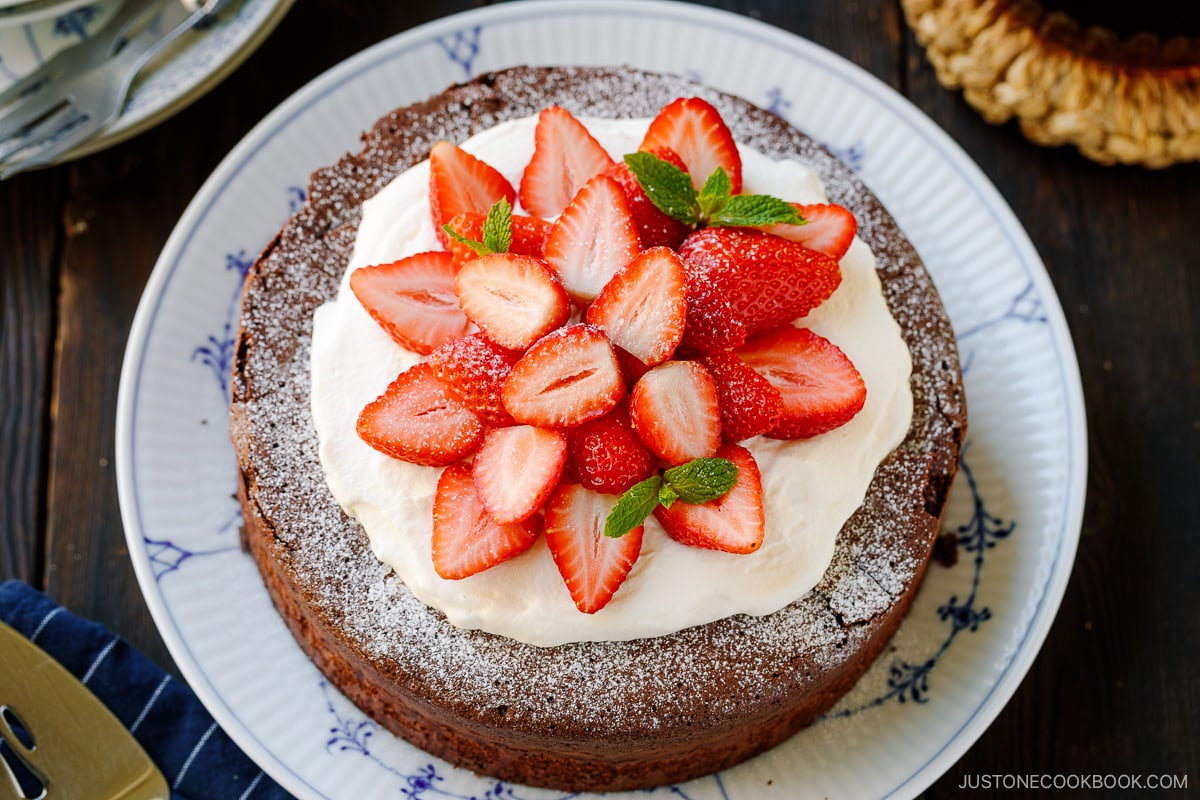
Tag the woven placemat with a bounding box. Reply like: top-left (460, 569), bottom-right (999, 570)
top-left (901, 0), bottom-right (1200, 167)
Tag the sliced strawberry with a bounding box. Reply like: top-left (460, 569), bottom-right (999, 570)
top-left (761, 202), bottom-right (858, 260)
top-left (736, 327), bottom-right (866, 439)
top-left (349, 252), bottom-right (470, 355)
top-left (429, 141), bottom-right (516, 249)
top-left (678, 226), bottom-right (841, 338)
top-left (432, 462), bottom-right (541, 579)
top-left (564, 401), bottom-right (658, 494)
top-left (502, 324), bottom-right (625, 428)
top-left (443, 211), bottom-right (552, 268)
top-left (605, 145), bottom-right (691, 249)
top-left (428, 333), bottom-right (521, 426)
top-left (639, 97), bottom-right (742, 194)
top-left (544, 483), bottom-right (644, 613)
top-left (584, 246), bottom-right (686, 368)
top-left (472, 425), bottom-right (567, 524)
top-left (542, 174), bottom-right (641, 304)
top-left (454, 252), bottom-right (571, 350)
top-left (629, 360), bottom-right (721, 465)
top-left (699, 350), bottom-right (783, 442)
top-left (519, 105), bottom-right (615, 220)
top-left (357, 362), bottom-right (483, 466)
top-left (654, 442), bottom-right (764, 554)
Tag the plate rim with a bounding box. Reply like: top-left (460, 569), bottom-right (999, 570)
top-left (116, 2), bottom-right (1087, 797)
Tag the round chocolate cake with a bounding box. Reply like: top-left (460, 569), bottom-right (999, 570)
top-left (229, 66), bottom-right (967, 791)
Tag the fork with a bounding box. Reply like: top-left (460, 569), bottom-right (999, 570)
top-left (0, 0), bottom-right (174, 111)
top-left (0, 0), bottom-right (232, 179)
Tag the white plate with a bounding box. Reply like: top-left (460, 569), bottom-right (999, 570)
top-left (116, 2), bottom-right (1086, 798)
top-left (0, 0), bottom-right (295, 161)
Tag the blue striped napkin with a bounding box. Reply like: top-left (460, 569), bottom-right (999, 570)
top-left (0, 580), bottom-right (293, 799)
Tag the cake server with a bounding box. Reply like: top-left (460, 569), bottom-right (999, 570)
top-left (0, 620), bottom-right (168, 799)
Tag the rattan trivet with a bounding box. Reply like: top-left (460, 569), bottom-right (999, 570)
top-left (901, 0), bottom-right (1200, 167)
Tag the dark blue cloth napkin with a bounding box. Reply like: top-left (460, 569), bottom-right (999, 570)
top-left (0, 580), bottom-right (293, 800)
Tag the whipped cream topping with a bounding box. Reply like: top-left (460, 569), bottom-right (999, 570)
top-left (310, 116), bottom-right (913, 647)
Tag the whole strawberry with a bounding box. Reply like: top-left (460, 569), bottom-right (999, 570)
top-left (564, 402), bottom-right (658, 494)
top-left (678, 226), bottom-right (842, 338)
top-left (699, 350), bottom-right (782, 442)
top-left (428, 334), bottom-right (521, 427)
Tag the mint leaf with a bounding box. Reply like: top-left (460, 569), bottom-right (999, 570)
top-left (707, 194), bottom-right (802, 227)
top-left (441, 198), bottom-right (513, 256)
top-left (623, 151), bottom-right (699, 225)
top-left (657, 481), bottom-right (680, 509)
top-left (442, 224), bottom-right (491, 256)
top-left (663, 457), bottom-right (738, 504)
top-left (696, 166), bottom-right (733, 221)
top-left (604, 475), bottom-right (663, 538)
top-left (481, 197), bottom-right (513, 254)
top-left (698, 166), bottom-right (732, 205)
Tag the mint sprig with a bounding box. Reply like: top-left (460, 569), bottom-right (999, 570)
top-left (604, 457), bottom-right (738, 538)
top-left (623, 151), bottom-right (700, 225)
top-left (623, 152), bottom-right (802, 229)
top-left (441, 197), bottom-right (513, 255)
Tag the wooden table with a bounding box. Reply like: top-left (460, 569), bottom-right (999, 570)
top-left (3, 1), bottom-right (1196, 795)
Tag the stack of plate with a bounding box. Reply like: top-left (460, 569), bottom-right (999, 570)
top-left (0, 0), bottom-right (293, 164)
top-left (0, 0), bottom-right (127, 91)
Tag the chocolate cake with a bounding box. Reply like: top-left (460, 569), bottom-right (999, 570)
top-left (229, 66), bottom-right (967, 791)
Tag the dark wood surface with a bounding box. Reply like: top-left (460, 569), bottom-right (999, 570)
top-left (2, 1), bottom-right (1196, 796)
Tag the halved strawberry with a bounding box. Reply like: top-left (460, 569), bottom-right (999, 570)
top-left (605, 145), bottom-right (691, 249)
top-left (678, 226), bottom-right (841, 338)
top-left (519, 105), bottom-right (615, 219)
top-left (639, 97), bottom-right (742, 194)
top-left (454, 252), bottom-right (571, 350)
top-left (428, 333), bottom-right (521, 426)
top-left (654, 442), bottom-right (764, 554)
top-left (584, 246), bottom-right (686, 368)
top-left (564, 401), bottom-right (658, 494)
top-left (542, 174), bottom-right (641, 304)
top-left (502, 324), bottom-right (625, 428)
top-left (432, 462), bottom-right (541, 579)
top-left (735, 327), bottom-right (866, 439)
top-left (699, 350), bottom-right (783, 442)
top-left (761, 202), bottom-right (858, 260)
top-left (357, 362), bottom-right (483, 466)
top-left (349, 252), bottom-right (470, 355)
top-left (629, 360), bottom-right (721, 464)
top-left (544, 482), bottom-right (644, 613)
top-left (472, 425), bottom-right (567, 524)
top-left (443, 211), bottom-right (552, 268)
top-left (429, 141), bottom-right (516, 249)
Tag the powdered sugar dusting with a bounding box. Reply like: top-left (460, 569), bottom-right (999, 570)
top-left (229, 66), bottom-right (965, 742)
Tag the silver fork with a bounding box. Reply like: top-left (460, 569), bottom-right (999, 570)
top-left (0, 0), bottom-right (232, 179)
top-left (0, 0), bottom-right (174, 111)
